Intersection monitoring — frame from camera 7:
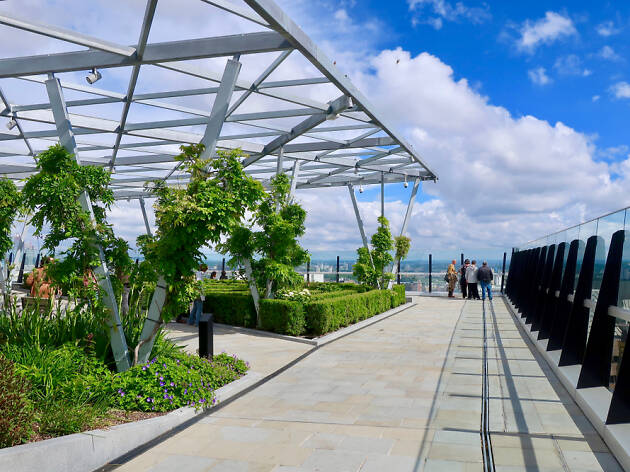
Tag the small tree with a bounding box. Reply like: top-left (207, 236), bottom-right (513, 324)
top-left (135, 145), bottom-right (263, 362)
top-left (220, 173), bottom-right (309, 326)
top-left (394, 235), bottom-right (411, 270)
top-left (353, 216), bottom-right (394, 289)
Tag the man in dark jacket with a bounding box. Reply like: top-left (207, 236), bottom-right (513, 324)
top-left (477, 261), bottom-right (493, 301)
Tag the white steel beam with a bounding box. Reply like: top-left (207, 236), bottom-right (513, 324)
top-left (201, 56), bottom-right (242, 159)
top-left (348, 184), bottom-right (369, 251)
top-left (0, 32), bottom-right (290, 78)
top-left (242, 0), bottom-right (437, 180)
top-left (110, 0), bottom-right (159, 169)
top-left (0, 13), bottom-right (137, 56)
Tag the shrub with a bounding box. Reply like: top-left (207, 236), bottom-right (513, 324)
top-left (305, 290), bottom-right (394, 335)
top-left (0, 356), bottom-right (34, 447)
top-left (392, 284), bottom-right (406, 308)
top-left (203, 279), bottom-right (249, 292)
top-left (203, 292), bottom-right (256, 328)
top-left (110, 352), bottom-right (248, 412)
top-left (259, 299), bottom-right (305, 336)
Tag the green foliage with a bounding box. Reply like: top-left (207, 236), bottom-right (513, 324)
top-left (0, 355), bottom-right (34, 447)
top-left (304, 289), bottom-right (395, 335)
top-left (259, 299), bottom-right (305, 336)
top-left (110, 352), bottom-right (248, 412)
top-left (392, 284), bottom-right (406, 307)
top-left (394, 235), bottom-right (411, 262)
top-left (0, 178), bottom-right (21, 257)
top-left (21, 144), bottom-right (131, 307)
top-left (353, 216), bottom-right (395, 289)
top-left (220, 173), bottom-right (309, 299)
top-left (138, 146), bottom-right (263, 321)
top-left (2, 343), bottom-right (112, 436)
top-left (203, 292), bottom-right (256, 328)
top-left (203, 279), bottom-right (249, 292)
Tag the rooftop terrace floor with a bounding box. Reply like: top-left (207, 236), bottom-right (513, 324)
top-left (110, 297), bottom-right (621, 471)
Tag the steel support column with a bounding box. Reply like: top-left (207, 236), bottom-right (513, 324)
top-left (388, 178), bottom-right (419, 289)
top-left (288, 160), bottom-right (301, 202)
top-left (45, 74), bottom-right (131, 372)
top-left (348, 184), bottom-right (369, 251)
top-left (380, 172), bottom-right (384, 219)
top-left (139, 197), bottom-right (152, 237)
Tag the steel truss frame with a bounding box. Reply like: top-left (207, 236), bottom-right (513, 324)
top-left (0, 0), bottom-right (436, 203)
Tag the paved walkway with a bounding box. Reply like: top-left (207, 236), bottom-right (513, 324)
top-left (165, 323), bottom-right (312, 379)
top-left (115, 298), bottom-right (621, 472)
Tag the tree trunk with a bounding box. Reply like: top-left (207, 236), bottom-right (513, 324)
top-left (243, 258), bottom-right (261, 327)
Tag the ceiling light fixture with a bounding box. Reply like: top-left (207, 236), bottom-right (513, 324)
top-left (6, 118), bottom-right (17, 130)
top-left (86, 68), bottom-right (102, 84)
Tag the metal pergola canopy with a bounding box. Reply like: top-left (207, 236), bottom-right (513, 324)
top-left (0, 0), bottom-right (438, 201)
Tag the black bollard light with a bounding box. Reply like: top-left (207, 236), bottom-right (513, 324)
top-left (199, 313), bottom-right (214, 359)
top-left (17, 253), bottom-right (26, 284)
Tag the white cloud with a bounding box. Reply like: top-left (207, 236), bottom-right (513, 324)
top-left (597, 45), bottom-right (622, 61)
top-left (610, 81), bottom-right (630, 99)
top-left (408, 0), bottom-right (490, 29)
top-left (592, 95), bottom-right (600, 102)
top-left (528, 67), bottom-right (552, 85)
top-left (553, 54), bottom-right (591, 77)
top-left (5, 0), bottom-right (630, 256)
top-left (596, 20), bottom-right (621, 37)
top-left (516, 11), bottom-right (577, 53)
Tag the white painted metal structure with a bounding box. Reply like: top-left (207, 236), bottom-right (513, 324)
top-left (0, 0), bottom-right (437, 201)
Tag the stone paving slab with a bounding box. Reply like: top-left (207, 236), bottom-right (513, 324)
top-left (165, 322), bottom-right (312, 378)
top-left (112, 297), bottom-right (621, 472)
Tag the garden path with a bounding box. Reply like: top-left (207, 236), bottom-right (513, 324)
top-left (111, 298), bottom-right (621, 472)
top-left (165, 323), bottom-right (312, 379)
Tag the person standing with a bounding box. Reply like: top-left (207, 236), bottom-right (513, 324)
top-left (187, 263), bottom-right (208, 327)
top-left (460, 259), bottom-right (469, 299)
top-left (446, 259), bottom-right (458, 298)
top-left (477, 261), bottom-right (494, 301)
top-left (466, 260), bottom-right (480, 300)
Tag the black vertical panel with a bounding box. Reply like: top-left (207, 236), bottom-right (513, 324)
top-left (506, 250), bottom-right (519, 300)
top-left (522, 248), bottom-right (542, 318)
top-left (539, 243), bottom-right (566, 340)
top-left (501, 252), bottom-right (507, 293)
top-left (526, 246), bottom-right (549, 325)
top-left (577, 230), bottom-right (627, 389)
top-left (531, 245), bottom-right (556, 332)
top-left (547, 239), bottom-right (581, 351)
top-left (560, 236), bottom-right (600, 366)
top-left (607, 233), bottom-right (630, 423)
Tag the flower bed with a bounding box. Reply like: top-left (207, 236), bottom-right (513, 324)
top-left (0, 305), bottom-right (249, 448)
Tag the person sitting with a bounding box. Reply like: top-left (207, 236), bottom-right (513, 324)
top-left (219, 270), bottom-right (228, 280)
top-left (25, 256), bottom-right (54, 299)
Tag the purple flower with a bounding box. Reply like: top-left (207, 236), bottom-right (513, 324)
top-left (159, 376), bottom-right (164, 381)
top-left (142, 366), bottom-right (147, 371)
top-left (146, 397), bottom-right (153, 403)
top-left (164, 393), bottom-right (169, 399)
top-left (184, 388), bottom-right (188, 395)
top-left (160, 381), bottom-right (165, 387)
top-left (170, 382), bottom-right (174, 387)
top-left (212, 398), bottom-right (217, 405)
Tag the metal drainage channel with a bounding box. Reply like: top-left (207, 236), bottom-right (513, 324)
top-left (481, 299), bottom-right (496, 471)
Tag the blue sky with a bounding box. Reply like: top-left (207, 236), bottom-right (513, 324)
top-left (3, 0), bottom-right (630, 260)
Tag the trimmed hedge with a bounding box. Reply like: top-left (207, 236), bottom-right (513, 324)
top-left (203, 291), bottom-right (256, 328)
top-left (259, 299), bottom-right (305, 336)
top-left (202, 282), bottom-right (407, 337)
top-left (392, 284), bottom-right (406, 307)
top-left (305, 289), bottom-right (395, 336)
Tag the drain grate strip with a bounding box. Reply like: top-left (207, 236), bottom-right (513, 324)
top-left (481, 299), bottom-right (496, 471)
